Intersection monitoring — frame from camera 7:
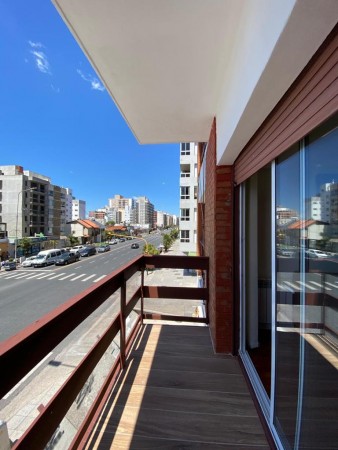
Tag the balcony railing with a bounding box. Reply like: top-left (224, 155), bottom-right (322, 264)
top-left (0, 254), bottom-right (208, 449)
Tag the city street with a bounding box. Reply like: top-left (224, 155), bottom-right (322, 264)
top-left (0, 235), bottom-right (162, 342)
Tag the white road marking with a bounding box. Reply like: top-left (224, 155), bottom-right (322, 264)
top-left (36, 273), bottom-right (56, 279)
top-left (81, 274), bottom-right (96, 282)
top-left (70, 274), bottom-right (87, 281)
top-left (48, 273), bottom-right (66, 280)
top-left (59, 273), bottom-right (76, 280)
top-left (93, 275), bottom-right (107, 283)
top-left (295, 281), bottom-right (317, 291)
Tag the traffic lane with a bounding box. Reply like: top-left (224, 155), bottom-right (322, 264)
top-left (0, 243), bottom-right (145, 342)
top-left (0, 237), bottom-right (164, 341)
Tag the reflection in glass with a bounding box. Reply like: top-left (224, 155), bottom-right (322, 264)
top-left (274, 145), bottom-right (301, 449)
top-left (274, 114), bottom-right (338, 449)
top-left (300, 117), bottom-right (338, 450)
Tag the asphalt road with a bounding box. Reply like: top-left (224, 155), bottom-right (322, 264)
top-left (0, 235), bottom-right (162, 342)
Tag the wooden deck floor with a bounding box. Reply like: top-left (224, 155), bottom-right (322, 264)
top-left (85, 323), bottom-right (272, 449)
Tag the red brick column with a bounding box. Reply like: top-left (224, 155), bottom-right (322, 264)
top-left (204, 119), bottom-right (234, 354)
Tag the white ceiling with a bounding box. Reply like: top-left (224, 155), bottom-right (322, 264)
top-left (52, 0), bottom-right (338, 164)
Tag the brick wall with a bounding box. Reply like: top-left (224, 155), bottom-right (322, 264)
top-left (204, 119), bottom-right (234, 353)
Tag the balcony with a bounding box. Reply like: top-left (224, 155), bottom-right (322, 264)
top-left (0, 254), bottom-right (271, 449)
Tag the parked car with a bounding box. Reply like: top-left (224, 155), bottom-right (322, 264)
top-left (108, 239), bottom-right (118, 245)
top-left (55, 251), bottom-right (80, 265)
top-left (277, 247), bottom-right (295, 257)
top-left (131, 243), bottom-right (139, 249)
top-left (4, 260), bottom-right (17, 271)
top-left (305, 249), bottom-right (329, 258)
top-left (119, 238), bottom-right (126, 242)
top-left (33, 249), bottom-right (63, 267)
top-left (98, 244), bottom-right (110, 253)
top-left (22, 256), bottom-right (38, 267)
top-left (69, 249), bottom-right (81, 259)
top-left (72, 245), bottom-right (85, 250)
top-left (79, 246), bottom-right (97, 257)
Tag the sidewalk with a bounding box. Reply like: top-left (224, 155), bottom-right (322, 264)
top-left (0, 240), bottom-right (203, 447)
top-left (143, 240), bottom-right (202, 318)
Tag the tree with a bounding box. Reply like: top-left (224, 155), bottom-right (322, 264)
top-left (143, 243), bottom-right (159, 255)
top-left (20, 237), bottom-right (31, 256)
top-left (170, 228), bottom-right (179, 240)
top-left (68, 235), bottom-right (79, 247)
top-left (163, 234), bottom-right (172, 252)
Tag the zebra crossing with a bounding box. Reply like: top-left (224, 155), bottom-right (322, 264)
top-left (0, 270), bottom-right (107, 283)
top-left (277, 272), bottom-right (338, 297)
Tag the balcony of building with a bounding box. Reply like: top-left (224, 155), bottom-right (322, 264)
top-left (0, 247), bottom-right (272, 450)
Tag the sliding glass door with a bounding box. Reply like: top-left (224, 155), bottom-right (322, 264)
top-left (241, 113), bottom-right (338, 449)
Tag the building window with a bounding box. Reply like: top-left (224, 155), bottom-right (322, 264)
top-left (180, 186), bottom-right (190, 199)
top-left (180, 230), bottom-right (190, 242)
top-left (180, 208), bottom-right (190, 221)
top-left (181, 143), bottom-right (190, 155)
top-left (180, 170), bottom-right (190, 178)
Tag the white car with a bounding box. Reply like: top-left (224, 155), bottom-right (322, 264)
top-left (305, 249), bottom-right (328, 258)
top-left (22, 256), bottom-right (38, 267)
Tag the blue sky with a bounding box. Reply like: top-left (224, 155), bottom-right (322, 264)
top-left (0, 0), bottom-right (180, 215)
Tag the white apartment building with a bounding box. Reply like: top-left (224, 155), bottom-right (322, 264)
top-left (136, 196), bottom-right (154, 229)
top-left (306, 196), bottom-right (322, 222)
top-left (72, 198), bottom-right (86, 220)
top-left (179, 142), bottom-right (198, 254)
top-left (64, 188), bottom-right (73, 223)
top-left (320, 182), bottom-right (338, 224)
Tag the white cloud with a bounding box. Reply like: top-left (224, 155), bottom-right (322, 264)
top-left (51, 84), bottom-right (60, 93)
top-left (28, 41), bottom-right (51, 75)
top-left (28, 40), bottom-right (43, 49)
top-left (77, 69), bottom-right (105, 92)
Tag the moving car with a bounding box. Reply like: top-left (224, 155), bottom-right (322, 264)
top-left (131, 243), bottom-right (139, 249)
top-left (55, 251), bottom-right (80, 265)
top-left (119, 238), bottom-right (126, 242)
top-left (79, 246), bottom-right (96, 257)
top-left (22, 256), bottom-right (38, 267)
top-left (98, 244), bottom-right (110, 253)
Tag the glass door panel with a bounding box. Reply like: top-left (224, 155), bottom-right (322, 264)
top-left (274, 145), bottom-right (301, 449)
top-left (244, 165), bottom-right (272, 397)
top-left (300, 116), bottom-right (338, 450)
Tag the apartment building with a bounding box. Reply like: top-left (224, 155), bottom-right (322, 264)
top-left (0, 165), bottom-right (49, 240)
top-left (48, 184), bottom-right (68, 237)
top-left (136, 196), bottom-right (154, 229)
top-left (180, 142), bottom-right (198, 254)
top-left (30, 2), bottom-right (338, 448)
top-left (72, 198), bottom-right (86, 220)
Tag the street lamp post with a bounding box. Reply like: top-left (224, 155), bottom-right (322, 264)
top-left (15, 187), bottom-right (37, 261)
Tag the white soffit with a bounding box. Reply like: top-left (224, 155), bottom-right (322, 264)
top-left (52, 0), bottom-right (338, 157)
top-left (52, 0), bottom-right (243, 143)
